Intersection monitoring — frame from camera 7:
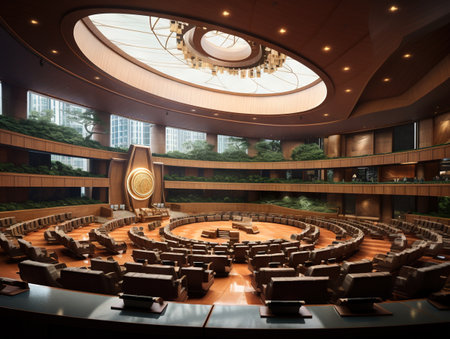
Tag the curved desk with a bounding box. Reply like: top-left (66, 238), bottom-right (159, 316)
top-left (0, 283), bottom-right (449, 338)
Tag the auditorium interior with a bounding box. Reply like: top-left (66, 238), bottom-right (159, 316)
top-left (0, 1), bottom-right (449, 337)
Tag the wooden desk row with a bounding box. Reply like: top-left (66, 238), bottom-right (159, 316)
top-left (0, 283), bottom-right (448, 338)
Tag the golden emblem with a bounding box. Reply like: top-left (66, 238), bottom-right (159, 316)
top-left (126, 168), bottom-right (155, 200)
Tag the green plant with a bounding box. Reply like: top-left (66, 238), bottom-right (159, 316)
top-left (291, 143), bottom-right (326, 160)
top-left (0, 115), bottom-right (125, 152)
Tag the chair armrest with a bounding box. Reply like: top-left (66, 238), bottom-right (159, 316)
top-left (177, 275), bottom-right (187, 287)
top-left (54, 263), bottom-right (67, 269)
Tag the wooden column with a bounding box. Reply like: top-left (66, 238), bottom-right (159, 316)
top-left (151, 124), bottom-right (166, 154)
top-left (1, 82), bottom-right (28, 119)
top-left (206, 133), bottom-right (217, 152)
top-left (92, 110), bottom-right (111, 148)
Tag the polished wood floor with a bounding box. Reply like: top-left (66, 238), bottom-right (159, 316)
top-left (0, 218), bottom-right (438, 305)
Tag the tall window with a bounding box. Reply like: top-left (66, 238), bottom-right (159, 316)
top-left (27, 91), bottom-right (89, 170)
top-left (110, 114), bottom-right (151, 149)
top-left (217, 135), bottom-right (248, 153)
top-left (165, 127), bottom-right (206, 152)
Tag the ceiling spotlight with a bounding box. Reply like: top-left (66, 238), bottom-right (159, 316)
top-left (191, 109), bottom-right (196, 112)
top-left (50, 49), bottom-right (59, 54)
top-left (402, 53), bottom-right (412, 59)
top-left (382, 77), bottom-right (391, 83)
top-left (323, 113), bottom-right (329, 117)
top-left (222, 10), bottom-right (230, 17)
top-left (252, 117), bottom-right (257, 120)
top-left (30, 19), bottom-right (39, 25)
top-left (94, 76), bottom-right (100, 80)
top-left (344, 88), bottom-right (352, 93)
top-left (322, 45), bottom-right (331, 52)
top-left (342, 66), bottom-right (351, 72)
top-left (278, 28), bottom-right (287, 34)
top-left (213, 113), bottom-right (219, 116)
top-left (388, 5), bottom-right (399, 13)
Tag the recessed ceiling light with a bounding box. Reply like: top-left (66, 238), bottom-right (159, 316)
top-left (252, 117), bottom-right (257, 120)
top-left (342, 66), bottom-right (351, 72)
top-left (323, 113), bottom-right (329, 117)
top-left (30, 19), bottom-right (39, 25)
top-left (382, 77), bottom-right (391, 82)
top-left (344, 88), bottom-right (352, 93)
top-left (191, 109), bottom-right (196, 112)
top-left (388, 5), bottom-right (399, 13)
top-left (222, 10), bottom-right (230, 17)
top-left (278, 28), bottom-right (287, 34)
top-left (402, 53), bottom-right (412, 59)
top-left (202, 26), bottom-right (207, 30)
top-left (94, 76), bottom-right (100, 80)
top-left (50, 49), bottom-right (59, 54)
top-left (322, 45), bottom-right (331, 52)
top-left (213, 113), bottom-right (219, 116)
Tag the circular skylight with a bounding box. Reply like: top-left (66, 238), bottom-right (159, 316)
top-left (200, 31), bottom-right (252, 61)
top-left (87, 13), bottom-right (323, 96)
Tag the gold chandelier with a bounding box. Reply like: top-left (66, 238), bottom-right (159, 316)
top-left (170, 21), bottom-right (286, 78)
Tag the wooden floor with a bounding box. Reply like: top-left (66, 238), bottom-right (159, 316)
top-left (0, 219), bottom-right (437, 305)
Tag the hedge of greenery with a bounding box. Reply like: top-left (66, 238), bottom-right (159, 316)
top-left (412, 197), bottom-right (450, 218)
top-left (166, 190), bottom-right (336, 213)
top-left (0, 161), bottom-right (105, 178)
top-left (0, 115), bottom-right (126, 153)
top-left (256, 195), bottom-right (336, 213)
top-left (0, 197), bottom-right (103, 212)
top-left (155, 140), bottom-right (321, 162)
top-left (163, 174), bottom-right (448, 185)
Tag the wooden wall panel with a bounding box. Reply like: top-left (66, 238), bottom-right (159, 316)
top-left (356, 195), bottom-right (380, 218)
top-left (325, 135), bottom-right (341, 158)
top-left (108, 158), bottom-right (126, 205)
top-left (151, 162), bottom-right (165, 204)
top-left (374, 128), bottom-right (392, 154)
top-left (434, 112), bottom-right (450, 145)
top-left (419, 118), bottom-right (434, 148)
top-left (345, 132), bottom-right (374, 157)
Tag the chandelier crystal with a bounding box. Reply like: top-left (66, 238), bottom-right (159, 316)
top-left (170, 21), bottom-right (287, 78)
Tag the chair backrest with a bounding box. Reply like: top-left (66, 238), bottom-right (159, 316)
top-left (59, 267), bottom-right (117, 294)
top-left (132, 249), bottom-right (160, 263)
top-left (257, 267), bottom-right (296, 286)
top-left (90, 258), bottom-right (122, 277)
top-left (305, 264), bottom-right (341, 280)
top-left (122, 272), bottom-right (179, 300)
top-left (341, 259), bottom-right (373, 275)
top-left (265, 276), bottom-right (329, 304)
top-left (18, 260), bottom-right (61, 287)
top-left (342, 272), bottom-right (393, 299)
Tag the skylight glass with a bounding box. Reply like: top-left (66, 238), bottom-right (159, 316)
top-left (88, 13), bottom-right (321, 95)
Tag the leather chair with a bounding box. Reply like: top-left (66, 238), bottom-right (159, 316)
top-left (18, 259), bottom-right (66, 288)
top-left (261, 276), bottom-right (329, 304)
top-left (252, 267), bottom-right (296, 292)
top-left (132, 249), bottom-right (161, 264)
top-left (122, 272), bottom-right (188, 302)
top-left (59, 267), bottom-right (120, 295)
top-left (181, 265), bottom-right (214, 296)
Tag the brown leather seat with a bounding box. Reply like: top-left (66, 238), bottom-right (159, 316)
top-left (181, 265), bottom-right (214, 296)
top-left (18, 259), bottom-right (66, 288)
top-left (188, 254), bottom-right (232, 276)
top-left (252, 267), bottom-right (296, 292)
top-left (122, 272), bottom-right (188, 302)
top-left (261, 276), bottom-right (329, 304)
top-left (59, 267), bottom-right (120, 295)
